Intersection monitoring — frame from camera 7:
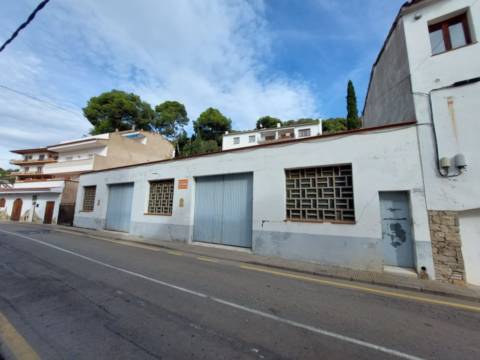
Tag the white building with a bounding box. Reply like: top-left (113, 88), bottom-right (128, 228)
top-left (222, 121), bottom-right (322, 151)
top-left (74, 122), bottom-right (437, 278)
top-left (1, 130), bottom-right (174, 225)
top-left (364, 0), bottom-right (480, 285)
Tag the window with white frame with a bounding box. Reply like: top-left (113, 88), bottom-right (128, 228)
top-left (286, 164), bottom-right (355, 223)
top-left (233, 137), bottom-right (240, 145)
top-left (148, 179), bottom-right (174, 215)
top-left (82, 186), bottom-right (96, 211)
top-left (298, 129), bottom-right (311, 137)
top-left (249, 135), bottom-right (256, 143)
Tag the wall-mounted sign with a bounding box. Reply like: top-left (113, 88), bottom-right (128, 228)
top-left (178, 178), bottom-right (188, 190)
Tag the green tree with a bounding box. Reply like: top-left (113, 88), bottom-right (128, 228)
top-left (322, 118), bottom-right (347, 133)
top-left (154, 101), bottom-right (189, 140)
top-left (83, 90), bottom-right (155, 134)
top-left (346, 80), bottom-right (361, 130)
top-left (180, 137), bottom-right (219, 157)
top-left (194, 107), bottom-right (231, 145)
top-left (256, 116), bottom-right (282, 129)
top-left (283, 118), bottom-right (319, 126)
top-left (0, 168), bottom-right (16, 184)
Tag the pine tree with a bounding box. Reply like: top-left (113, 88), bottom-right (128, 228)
top-left (346, 80), bottom-right (361, 129)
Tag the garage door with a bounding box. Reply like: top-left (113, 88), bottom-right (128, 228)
top-left (105, 183), bottom-right (134, 232)
top-left (193, 173), bottom-right (253, 248)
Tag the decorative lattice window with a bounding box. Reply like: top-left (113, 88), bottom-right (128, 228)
top-left (286, 164), bottom-right (355, 223)
top-left (82, 186), bottom-right (96, 211)
top-left (148, 179), bottom-right (174, 215)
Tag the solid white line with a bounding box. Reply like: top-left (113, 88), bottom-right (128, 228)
top-left (0, 228), bottom-right (424, 360)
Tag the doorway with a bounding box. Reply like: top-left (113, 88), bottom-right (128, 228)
top-left (44, 201), bottom-right (55, 224)
top-left (11, 198), bottom-right (23, 221)
top-left (380, 191), bottom-right (415, 268)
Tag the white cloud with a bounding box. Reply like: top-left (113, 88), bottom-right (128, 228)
top-left (0, 0), bottom-right (319, 168)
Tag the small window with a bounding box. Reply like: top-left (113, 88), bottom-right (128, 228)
top-left (24, 167), bottom-right (30, 173)
top-left (148, 179), bottom-right (174, 215)
top-left (0, 198), bottom-right (5, 207)
top-left (233, 137), bottom-right (240, 145)
top-left (249, 135), bottom-right (256, 143)
top-left (39, 154), bottom-right (45, 160)
top-left (36, 166), bottom-right (42, 173)
top-left (285, 164), bottom-right (355, 223)
top-left (82, 186), bottom-right (96, 211)
top-left (298, 129), bottom-right (311, 137)
top-left (429, 13), bottom-right (472, 55)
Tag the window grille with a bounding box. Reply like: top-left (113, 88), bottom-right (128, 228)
top-left (148, 179), bottom-right (174, 215)
top-left (82, 186), bottom-right (96, 211)
top-left (285, 164), bottom-right (355, 222)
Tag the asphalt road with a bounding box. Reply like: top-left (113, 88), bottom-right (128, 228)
top-left (0, 223), bottom-right (479, 360)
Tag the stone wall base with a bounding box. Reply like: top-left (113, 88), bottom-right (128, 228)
top-left (428, 210), bottom-right (465, 284)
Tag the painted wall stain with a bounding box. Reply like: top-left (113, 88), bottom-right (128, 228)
top-left (389, 223), bottom-right (406, 248)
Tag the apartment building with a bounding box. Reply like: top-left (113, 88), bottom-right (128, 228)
top-left (0, 130), bottom-right (174, 225)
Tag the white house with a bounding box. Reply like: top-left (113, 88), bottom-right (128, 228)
top-left (222, 121), bottom-right (322, 151)
top-left (363, 0), bottom-right (480, 285)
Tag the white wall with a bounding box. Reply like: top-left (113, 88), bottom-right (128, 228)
top-left (0, 193), bottom-right (61, 223)
top-left (402, 0), bottom-right (480, 211)
top-left (75, 125), bottom-right (435, 276)
top-left (460, 209), bottom-right (480, 285)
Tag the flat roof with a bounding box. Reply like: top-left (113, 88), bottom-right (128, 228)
top-left (82, 121), bottom-right (416, 176)
top-left (10, 147), bottom-right (50, 155)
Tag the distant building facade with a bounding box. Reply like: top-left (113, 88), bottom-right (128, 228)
top-left (222, 121), bottom-right (322, 151)
top-left (0, 130), bottom-right (174, 225)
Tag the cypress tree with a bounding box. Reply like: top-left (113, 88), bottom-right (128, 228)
top-left (346, 80), bottom-right (361, 129)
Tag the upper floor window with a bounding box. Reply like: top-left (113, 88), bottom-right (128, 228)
top-left (298, 129), bottom-right (311, 138)
top-left (249, 135), bottom-right (256, 143)
top-left (233, 137), bottom-right (240, 145)
top-left (429, 13), bottom-right (472, 55)
top-left (39, 154), bottom-right (45, 160)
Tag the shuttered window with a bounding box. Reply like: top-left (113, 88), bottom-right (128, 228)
top-left (286, 164), bottom-right (355, 223)
top-left (82, 186), bottom-right (96, 211)
top-left (148, 179), bottom-right (174, 215)
top-left (0, 198), bottom-right (5, 207)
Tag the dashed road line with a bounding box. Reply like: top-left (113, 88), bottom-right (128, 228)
top-left (0, 228), bottom-right (425, 360)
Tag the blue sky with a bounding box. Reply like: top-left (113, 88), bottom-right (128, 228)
top-left (0, 0), bottom-right (405, 168)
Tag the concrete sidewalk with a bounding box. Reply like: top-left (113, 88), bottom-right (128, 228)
top-left (52, 224), bottom-right (480, 302)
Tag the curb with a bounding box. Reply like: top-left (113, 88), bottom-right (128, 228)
top-left (49, 224), bottom-right (480, 304)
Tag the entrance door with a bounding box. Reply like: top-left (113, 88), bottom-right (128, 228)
top-left (193, 173), bottom-right (253, 248)
top-left (105, 183), bottom-right (134, 232)
top-left (11, 198), bottom-right (22, 221)
top-left (44, 201), bottom-right (55, 224)
top-left (380, 192), bottom-right (415, 268)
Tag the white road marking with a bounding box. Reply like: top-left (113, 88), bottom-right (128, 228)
top-left (0, 228), bottom-right (424, 360)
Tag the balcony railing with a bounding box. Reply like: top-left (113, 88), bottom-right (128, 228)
top-left (10, 158), bottom-right (57, 165)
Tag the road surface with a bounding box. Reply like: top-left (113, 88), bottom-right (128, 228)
top-left (0, 223), bottom-right (479, 359)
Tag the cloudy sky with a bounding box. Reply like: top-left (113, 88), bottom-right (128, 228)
top-left (0, 0), bottom-right (404, 168)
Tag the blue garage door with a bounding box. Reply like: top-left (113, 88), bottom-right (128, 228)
top-left (380, 191), bottom-right (415, 268)
top-left (193, 173), bottom-right (253, 248)
top-left (105, 183), bottom-right (134, 233)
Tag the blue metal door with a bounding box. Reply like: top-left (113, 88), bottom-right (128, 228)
top-left (193, 173), bottom-right (253, 248)
top-left (380, 192), bottom-right (415, 268)
top-left (105, 183), bottom-right (134, 233)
